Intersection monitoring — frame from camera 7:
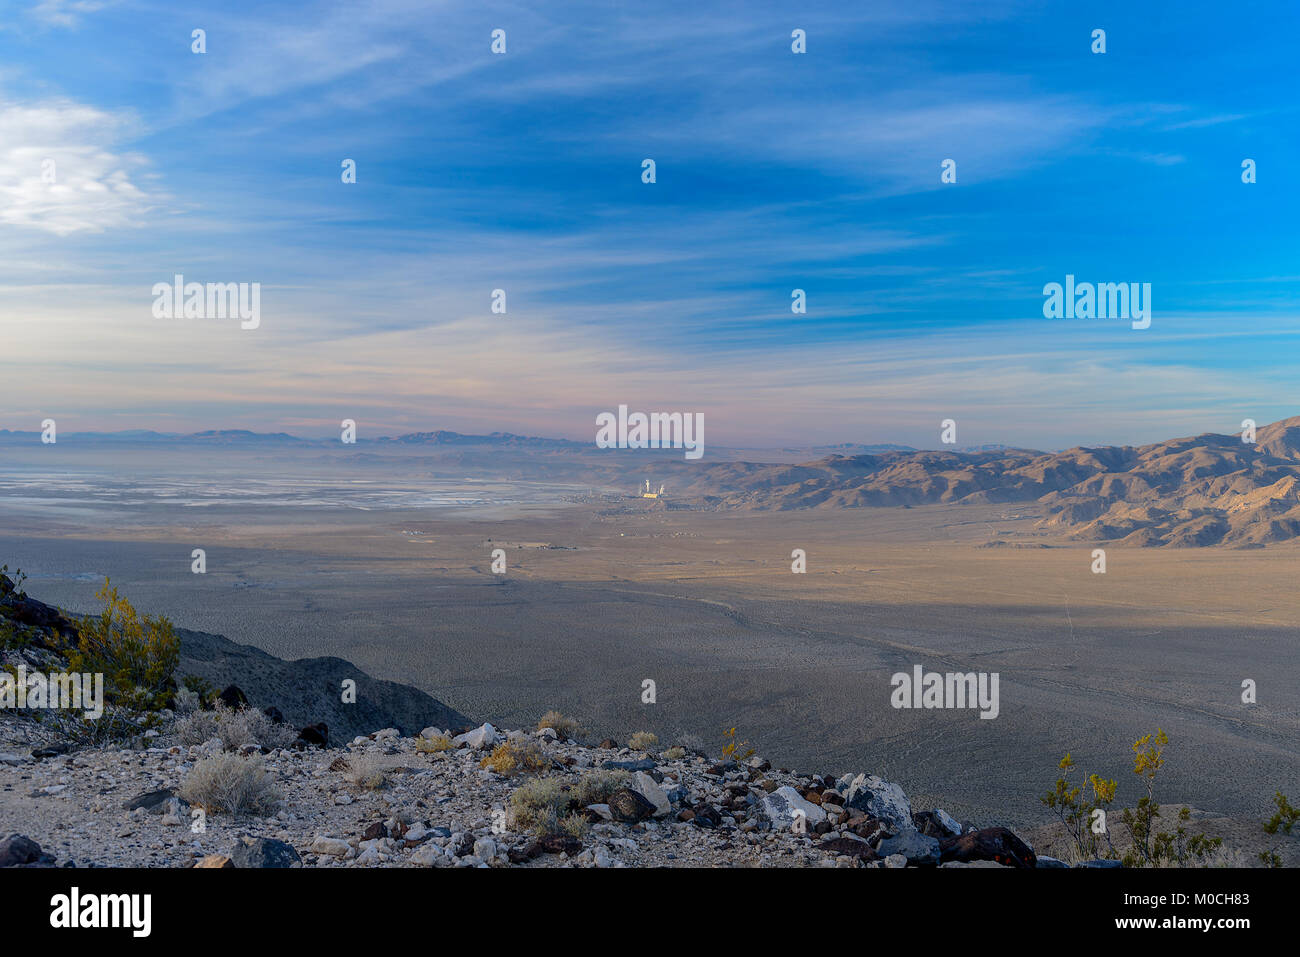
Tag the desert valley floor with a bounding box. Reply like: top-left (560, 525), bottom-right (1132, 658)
top-left (2, 497), bottom-right (1297, 833)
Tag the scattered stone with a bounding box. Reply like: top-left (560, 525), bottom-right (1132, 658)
top-left (941, 859), bottom-right (1011, 868)
top-left (607, 787), bottom-right (656, 823)
top-left (452, 723), bottom-right (498, 750)
top-left (820, 836), bottom-right (879, 861)
top-left (123, 788), bottom-right (186, 814)
top-left (843, 774), bottom-right (913, 833)
top-left (194, 854), bottom-right (234, 868)
top-left (760, 786), bottom-right (827, 828)
top-left (602, 757), bottom-right (656, 772)
top-left (230, 835), bottom-right (302, 868)
top-left (536, 834), bottom-right (581, 855)
top-left (631, 771), bottom-right (672, 817)
top-left (877, 829), bottom-right (941, 866)
top-left (0, 833), bottom-right (43, 867)
top-left (938, 827), bottom-right (1036, 869)
top-left (310, 836), bottom-right (351, 857)
top-left (411, 844), bottom-right (445, 866)
top-left (689, 804), bottom-right (722, 828)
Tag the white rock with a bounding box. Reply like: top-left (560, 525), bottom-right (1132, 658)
top-left (473, 837), bottom-right (497, 860)
top-left (333, 792), bottom-right (354, 805)
top-left (453, 723), bottom-right (498, 750)
top-left (631, 771), bottom-right (672, 817)
top-left (759, 786), bottom-right (827, 829)
top-left (410, 843), bottom-right (444, 866)
top-left (311, 836), bottom-right (351, 856)
top-left (355, 845), bottom-right (384, 866)
top-left (934, 808), bottom-right (962, 837)
top-left (843, 774), bottom-right (913, 833)
top-left (586, 803), bottom-right (613, 821)
top-left (405, 822), bottom-right (429, 842)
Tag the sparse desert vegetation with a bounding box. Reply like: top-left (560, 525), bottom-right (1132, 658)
top-left (179, 752), bottom-right (282, 816)
top-left (627, 731), bottom-right (658, 751)
top-left (173, 701), bottom-right (298, 751)
top-left (345, 753), bottom-right (393, 791)
top-left (480, 739), bottom-right (549, 775)
top-left (415, 732), bottom-right (454, 753)
top-left (537, 710), bottom-right (581, 740)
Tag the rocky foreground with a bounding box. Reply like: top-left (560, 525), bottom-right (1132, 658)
top-left (0, 718), bottom-right (1061, 869)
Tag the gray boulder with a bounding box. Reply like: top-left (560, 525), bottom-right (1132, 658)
top-left (760, 786), bottom-right (827, 830)
top-left (0, 834), bottom-right (43, 868)
top-left (843, 773), bottom-right (913, 833)
top-left (230, 835), bottom-right (302, 868)
top-left (877, 829), bottom-right (941, 866)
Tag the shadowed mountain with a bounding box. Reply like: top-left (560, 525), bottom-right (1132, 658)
top-left (0, 574), bottom-right (472, 740)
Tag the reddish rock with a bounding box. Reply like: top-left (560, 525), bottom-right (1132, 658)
top-left (939, 827), bottom-right (1037, 869)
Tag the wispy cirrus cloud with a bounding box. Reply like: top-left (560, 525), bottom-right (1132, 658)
top-left (28, 0), bottom-right (115, 29)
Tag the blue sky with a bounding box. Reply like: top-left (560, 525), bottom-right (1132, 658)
top-left (1, 0), bottom-right (1297, 450)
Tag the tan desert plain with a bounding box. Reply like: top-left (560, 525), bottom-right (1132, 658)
top-left (1, 417), bottom-right (1298, 864)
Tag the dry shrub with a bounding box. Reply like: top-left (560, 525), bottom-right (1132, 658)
top-left (627, 731), bottom-right (659, 751)
top-left (537, 710), bottom-right (581, 740)
top-left (179, 752), bottom-right (282, 815)
top-left (569, 768), bottom-right (630, 807)
top-left (345, 753), bottom-right (392, 790)
top-left (174, 701), bottom-right (297, 751)
top-left (480, 740), bottom-right (549, 775)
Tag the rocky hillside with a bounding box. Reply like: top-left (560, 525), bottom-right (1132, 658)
top-left (1, 573), bottom-right (470, 743)
top-left (675, 416), bottom-right (1300, 547)
top-left (0, 719), bottom-right (1052, 869)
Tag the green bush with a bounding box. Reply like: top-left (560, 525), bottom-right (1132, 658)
top-left (67, 579), bottom-right (179, 718)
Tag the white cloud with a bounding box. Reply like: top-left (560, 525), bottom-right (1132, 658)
top-left (29, 0), bottom-right (112, 29)
top-left (0, 97), bottom-right (158, 235)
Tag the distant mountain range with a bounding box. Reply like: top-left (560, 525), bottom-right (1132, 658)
top-left (675, 417), bottom-right (1300, 547)
top-left (0, 428), bottom-right (583, 449)
top-left (5, 418), bottom-right (1299, 546)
